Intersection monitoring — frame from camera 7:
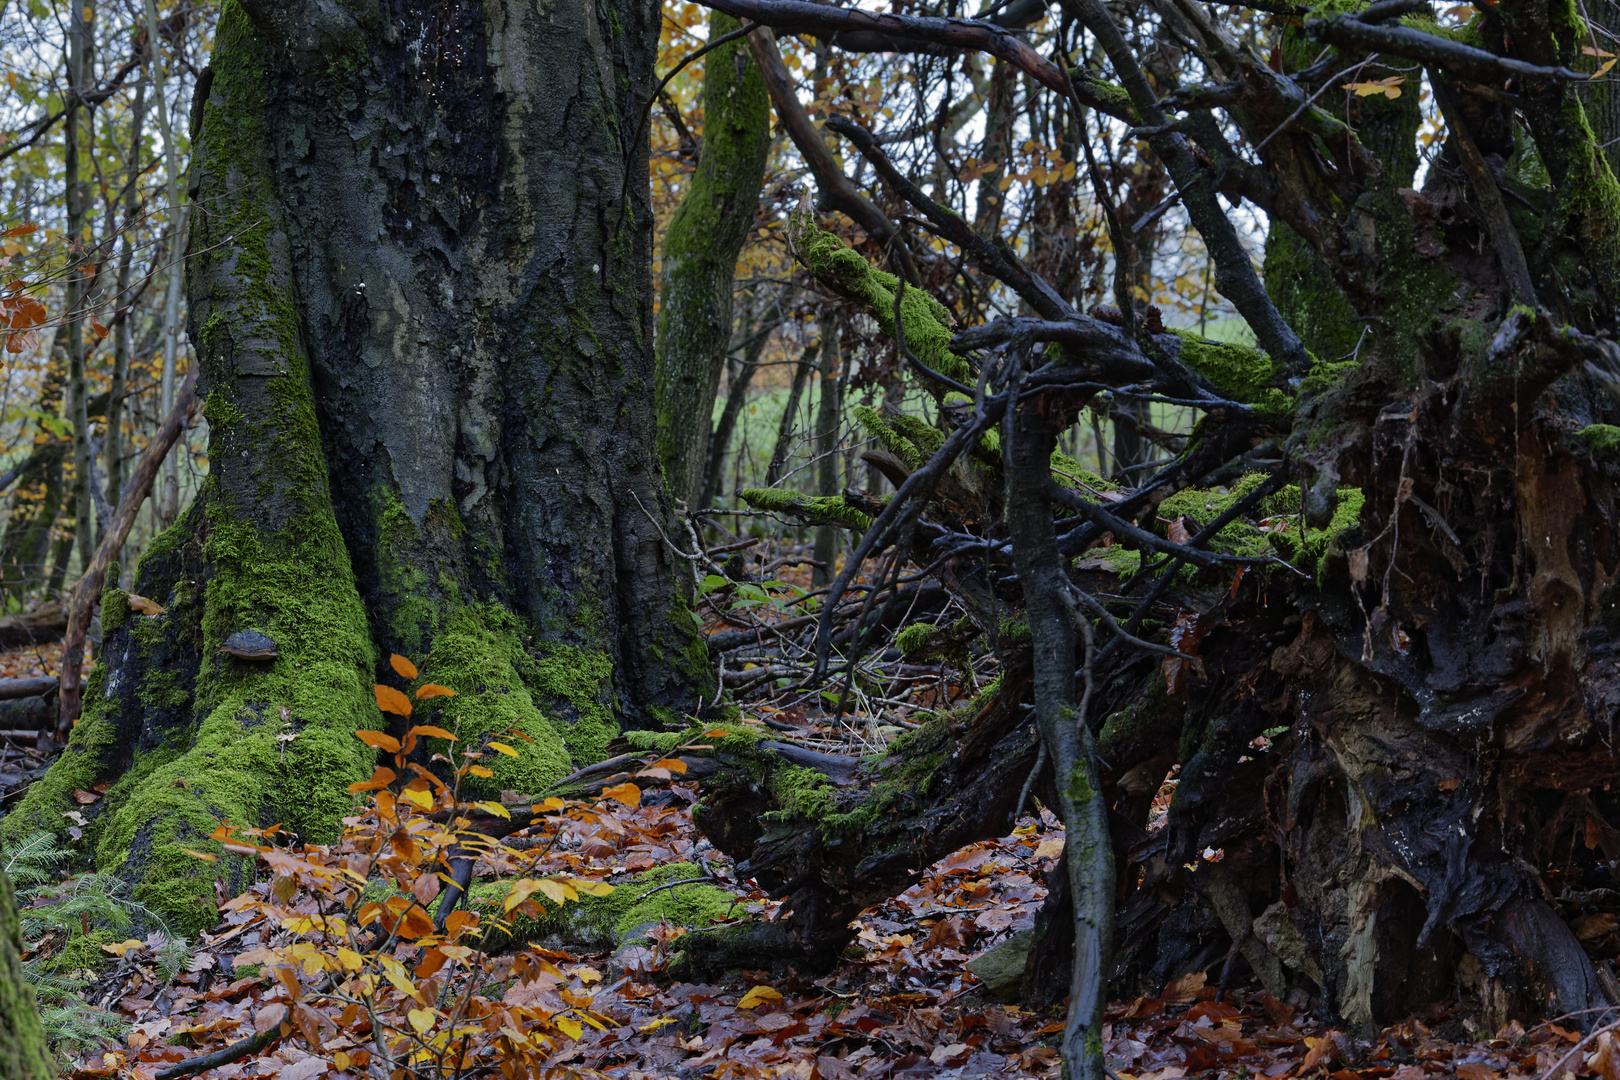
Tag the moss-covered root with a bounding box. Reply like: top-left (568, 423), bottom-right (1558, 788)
top-left (0, 871), bottom-right (54, 1080)
top-left (783, 208), bottom-right (973, 389)
top-left (465, 863), bottom-right (742, 952)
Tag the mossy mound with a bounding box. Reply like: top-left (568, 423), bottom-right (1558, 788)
top-left (412, 605), bottom-right (574, 798)
top-left (465, 863), bottom-right (742, 951)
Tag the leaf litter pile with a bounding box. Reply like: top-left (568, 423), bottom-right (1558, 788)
top-left (8, 592), bottom-right (1617, 1080)
top-left (40, 749), bottom-right (1610, 1080)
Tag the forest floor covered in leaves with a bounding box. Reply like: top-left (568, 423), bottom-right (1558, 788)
top-left (35, 767), bottom-right (1607, 1080)
top-left (3, 559), bottom-right (1614, 1080)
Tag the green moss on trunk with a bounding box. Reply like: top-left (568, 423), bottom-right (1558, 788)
top-left (414, 605), bottom-right (573, 796)
top-left (0, 871), bottom-right (53, 1080)
top-left (654, 11), bottom-right (773, 503)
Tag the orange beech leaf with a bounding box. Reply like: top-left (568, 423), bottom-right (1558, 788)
top-left (374, 684), bottom-right (412, 717)
top-left (415, 683), bottom-right (456, 699)
top-left (408, 724), bottom-right (456, 741)
top-left (389, 653), bottom-right (418, 679)
top-left (651, 758), bottom-right (688, 774)
top-left (348, 766), bottom-right (396, 793)
top-left (354, 729), bottom-right (401, 753)
top-left (602, 781), bottom-right (642, 808)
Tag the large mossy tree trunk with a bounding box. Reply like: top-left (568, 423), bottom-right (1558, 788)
top-left (0, 871), bottom-right (52, 1080)
top-left (669, 0), bottom-right (1620, 1031)
top-left (1, 0), bottom-right (709, 933)
top-left (654, 11), bottom-right (772, 505)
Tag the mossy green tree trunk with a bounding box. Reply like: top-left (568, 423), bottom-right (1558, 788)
top-left (654, 11), bottom-right (773, 505)
top-left (2, 0), bottom-right (710, 933)
top-left (0, 871), bottom-right (52, 1080)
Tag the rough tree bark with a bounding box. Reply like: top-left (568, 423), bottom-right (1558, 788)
top-left (655, 11), bottom-right (773, 505)
top-left (2, 0), bottom-right (710, 932)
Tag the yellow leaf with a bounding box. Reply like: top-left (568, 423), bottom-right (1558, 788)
top-left (472, 801), bottom-right (510, 819)
top-left (355, 729), bottom-right (401, 753)
top-left (390, 653), bottom-right (419, 680)
top-left (602, 781), bottom-right (641, 808)
top-left (639, 1017), bottom-right (678, 1032)
top-left (400, 787), bottom-right (433, 811)
top-left (181, 848), bottom-right (218, 862)
top-left (573, 880), bottom-right (614, 897)
top-left (380, 957), bottom-right (423, 1002)
top-left (504, 879), bottom-right (542, 913)
top-left (555, 1016), bottom-right (583, 1040)
top-left (486, 741), bottom-right (518, 757)
top-left (335, 947), bottom-right (364, 971)
top-left (467, 765), bottom-right (493, 778)
top-left (408, 1008), bottom-right (436, 1034)
top-left (102, 939), bottom-right (145, 957)
top-left (538, 879), bottom-right (578, 905)
top-left (737, 985), bottom-right (784, 1009)
top-left (1597, 57), bottom-right (1618, 78)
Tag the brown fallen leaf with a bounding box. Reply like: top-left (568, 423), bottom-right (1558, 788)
top-left (254, 1003), bottom-right (288, 1036)
top-left (1162, 971), bottom-right (1207, 1005)
top-left (126, 593), bottom-right (166, 616)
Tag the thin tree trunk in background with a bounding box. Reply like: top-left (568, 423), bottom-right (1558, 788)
top-left (765, 341), bottom-right (816, 488)
top-left (65, 0), bottom-right (93, 582)
top-left (57, 369), bottom-right (197, 741)
top-left (655, 10), bottom-right (773, 504)
top-left (812, 313), bottom-right (842, 587)
top-left (144, 0), bottom-right (187, 527)
top-left (973, 60), bottom-right (1015, 237)
top-left (106, 83), bottom-right (147, 551)
top-left (1006, 402), bottom-right (1110, 1080)
top-left (46, 493), bottom-right (74, 598)
top-left (700, 294), bottom-right (793, 510)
